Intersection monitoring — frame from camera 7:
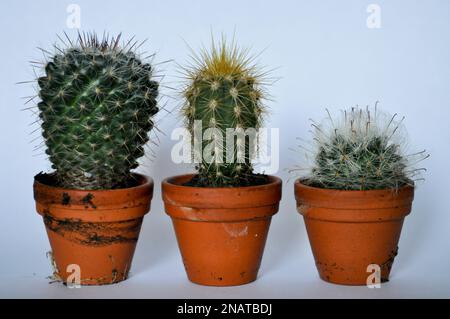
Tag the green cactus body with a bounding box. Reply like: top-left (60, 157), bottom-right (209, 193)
top-left (37, 34), bottom-right (159, 189)
top-left (304, 106), bottom-right (428, 191)
top-left (312, 134), bottom-right (408, 190)
top-left (183, 40), bottom-right (266, 187)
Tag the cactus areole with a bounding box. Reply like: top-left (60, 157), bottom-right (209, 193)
top-left (182, 39), bottom-right (269, 187)
top-left (36, 33), bottom-right (159, 189)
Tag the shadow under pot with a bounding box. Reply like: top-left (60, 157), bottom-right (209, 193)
top-left (33, 173), bottom-right (153, 285)
top-left (162, 174), bottom-right (282, 286)
top-left (294, 179), bottom-right (414, 285)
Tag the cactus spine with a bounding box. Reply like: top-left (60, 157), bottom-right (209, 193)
top-left (182, 39), bottom-right (267, 187)
top-left (36, 33), bottom-right (159, 189)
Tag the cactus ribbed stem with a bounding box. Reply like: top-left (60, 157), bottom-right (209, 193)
top-left (182, 39), bottom-right (267, 187)
top-left (36, 33), bottom-right (159, 189)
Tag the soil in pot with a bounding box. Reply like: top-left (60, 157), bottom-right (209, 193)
top-left (295, 179), bottom-right (414, 285)
top-left (33, 173), bottom-right (153, 285)
top-left (162, 174), bottom-right (282, 286)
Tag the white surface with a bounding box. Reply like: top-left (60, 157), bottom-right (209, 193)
top-left (1, 0), bottom-right (449, 298)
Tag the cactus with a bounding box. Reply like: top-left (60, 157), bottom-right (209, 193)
top-left (35, 33), bottom-right (159, 189)
top-left (182, 38), bottom-right (267, 187)
top-left (297, 104), bottom-right (428, 190)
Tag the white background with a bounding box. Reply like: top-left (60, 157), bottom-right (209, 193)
top-left (0, 0), bottom-right (449, 298)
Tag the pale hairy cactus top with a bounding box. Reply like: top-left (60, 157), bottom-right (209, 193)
top-left (296, 104), bottom-right (428, 190)
top-left (182, 38), bottom-right (268, 187)
top-left (35, 33), bottom-right (159, 189)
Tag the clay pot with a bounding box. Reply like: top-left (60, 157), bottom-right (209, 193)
top-left (33, 173), bottom-right (153, 285)
top-left (295, 179), bottom-right (414, 285)
top-left (162, 174), bottom-right (282, 286)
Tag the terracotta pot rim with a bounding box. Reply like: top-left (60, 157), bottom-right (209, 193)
top-left (34, 172), bottom-right (152, 193)
top-left (294, 178), bottom-right (415, 194)
top-left (162, 174), bottom-right (282, 222)
top-left (294, 178), bottom-right (414, 222)
top-left (163, 173), bottom-right (281, 190)
top-left (34, 172), bottom-right (153, 221)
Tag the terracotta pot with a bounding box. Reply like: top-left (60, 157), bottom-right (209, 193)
top-left (295, 179), bottom-right (414, 285)
top-left (33, 173), bottom-right (153, 285)
top-left (162, 174), bottom-right (282, 286)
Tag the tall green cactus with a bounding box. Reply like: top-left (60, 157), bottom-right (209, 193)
top-left (36, 33), bottom-right (159, 189)
top-left (182, 39), bottom-right (267, 187)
